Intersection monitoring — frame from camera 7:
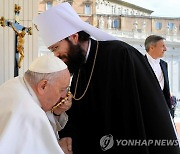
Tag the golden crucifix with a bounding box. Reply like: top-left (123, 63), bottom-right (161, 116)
top-left (0, 4), bottom-right (32, 76)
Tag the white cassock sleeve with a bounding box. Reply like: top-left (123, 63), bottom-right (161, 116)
top-left (46, 111), bottom-right (68, 139)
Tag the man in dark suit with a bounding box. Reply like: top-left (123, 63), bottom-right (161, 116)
top-left (144, 35), bottom-right (172, 116)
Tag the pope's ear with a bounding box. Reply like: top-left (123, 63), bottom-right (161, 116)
top-left (37, 80), bottom-right (48, 95)
top-left (68, 33), bottom-right (79, 44)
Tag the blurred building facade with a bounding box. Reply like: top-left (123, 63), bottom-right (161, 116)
top-left (38, 0), bottom-right (180, 98)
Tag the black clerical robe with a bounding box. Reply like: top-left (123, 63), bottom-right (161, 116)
top-left (59, 39), bottom-right (180, 154)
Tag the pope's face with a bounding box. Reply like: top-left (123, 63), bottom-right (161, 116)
top-left (41, 69), bottom-right (70, 112)
top-left (48, 39), bottom-right (85, 74)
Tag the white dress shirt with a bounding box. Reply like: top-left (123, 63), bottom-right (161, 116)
top-left (146, 53), bottom-right (164, 90)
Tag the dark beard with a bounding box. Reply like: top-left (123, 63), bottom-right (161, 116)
top-left (66, 40), bottom-right (86, 75)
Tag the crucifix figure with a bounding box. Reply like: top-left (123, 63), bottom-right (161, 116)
top-left (0, 4), bottom-right (32, 77)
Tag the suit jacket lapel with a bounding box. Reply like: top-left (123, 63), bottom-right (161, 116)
top-left (160, 60), bottom-right (168, 86)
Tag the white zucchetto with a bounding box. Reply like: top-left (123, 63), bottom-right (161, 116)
top-left (29, 53), bottom-right (67, 73)
top-left (33, 2), bottom-right (118, 47)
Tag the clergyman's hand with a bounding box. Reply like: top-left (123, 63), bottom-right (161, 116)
top-left (53, 93), bottom-right (72, 116)
top-left (59, 137), bottom-right (72, 154)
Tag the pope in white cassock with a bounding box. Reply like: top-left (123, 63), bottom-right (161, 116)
top-left (0, 54), bottom-right (72, 154)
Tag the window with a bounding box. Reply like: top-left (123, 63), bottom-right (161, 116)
top-left (155, 22), bottom-right (162, 30)
top-left (112, 19), bottom-right (120, 29)
top-left (46, 2), bottom-right (52, 10)
top-left (168, 22), bottom-right (174, 30)
top-left (85, 4), bottom-right (91, 15)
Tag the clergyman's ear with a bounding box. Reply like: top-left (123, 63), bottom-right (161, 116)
top-left (68, 33), bottom-right (79, 45)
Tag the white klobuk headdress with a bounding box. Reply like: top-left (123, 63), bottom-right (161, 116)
top-left (29, 53), bottom-right (67, 73)
top-left (33, 2), bottom-right (118, 47)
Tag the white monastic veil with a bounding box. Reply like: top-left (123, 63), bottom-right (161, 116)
top-left (33, 2), bottom-right (119, 47)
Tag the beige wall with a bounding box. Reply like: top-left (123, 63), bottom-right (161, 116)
top-left (0, 0), bottom-right (38, 85)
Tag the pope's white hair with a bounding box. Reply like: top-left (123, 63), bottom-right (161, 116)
top-left (24, 70), bottom-right (62, 86)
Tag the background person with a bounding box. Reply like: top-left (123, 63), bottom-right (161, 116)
top-left (34, 2), bottom-right (180, 154)
top-left (170, 93), bottom-right (178, 118)
top-left (0, 54), bottom-right (72, 154)
top-left (144, 35), bottom-right (172, 116)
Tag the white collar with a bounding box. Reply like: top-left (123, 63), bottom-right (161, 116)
top-left (146, 52), bottom-right (160, 64)
top-left (85, 39), bottom-right (91, 62)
